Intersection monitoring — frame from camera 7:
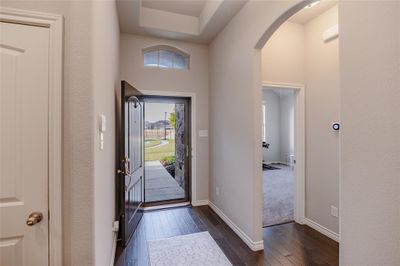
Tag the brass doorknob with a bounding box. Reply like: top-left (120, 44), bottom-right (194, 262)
top-left (26, 212), bottom-right (43, 226)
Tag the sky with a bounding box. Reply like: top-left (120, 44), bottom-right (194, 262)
top-left (145, 102), bottom-right (175, 122)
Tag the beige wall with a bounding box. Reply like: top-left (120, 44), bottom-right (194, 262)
top-left (92, 1), bottom-right (120, 265)
top-left (262, 22), bottom-right (305, 84)
top-left (339, 1), bottom-right (400, 264)
top-left (304, 5), bottom-right (339, 233)
top-left (3, 0), bottom-right (400, 264)
top-left (0, 1), bottom-right (120, 264)
top-left (279, 91), bottom-right (295, 164)
top-left (262, 88), bottom-right (295, 164)
top-left (262, 89), bottom-right (281, 162)
top-left (262, 5), bottom-right (339, 234)
top-left (211, 0), bottom-right (400, 261)
top-left (119, 34), bottom-right (209, 202)
top-left (209, 0), bottom-right (303, 244)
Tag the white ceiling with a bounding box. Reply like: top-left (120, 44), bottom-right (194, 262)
top-left (117, 0), bottom-right (247, 44)
top-left (117, 0), bottom-right (336, 44)
top-left (142, 0), bottom-right (207, 17)
top-left (288, 0), bottom-right (337, 24)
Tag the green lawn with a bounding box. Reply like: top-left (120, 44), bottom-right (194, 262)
top-left (145, 139), bottom-right (175, 161)
top-left (145, 139), bottom-right (162, 148)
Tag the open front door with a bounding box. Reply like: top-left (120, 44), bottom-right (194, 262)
top-left (117, 81), bottom-right (144, 246)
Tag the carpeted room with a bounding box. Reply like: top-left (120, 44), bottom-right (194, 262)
top-left (261, 88), bottom-right (295, 227)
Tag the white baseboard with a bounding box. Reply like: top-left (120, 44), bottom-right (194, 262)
top-left (208, 201), bottom-right (264, 251)
top-left (191, 199), bottom-right (209, 206)
top-left (304, 218), bottom-right (339, 242)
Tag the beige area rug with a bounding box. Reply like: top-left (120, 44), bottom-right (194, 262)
top-left (148, 231), bottom-right (232, 266)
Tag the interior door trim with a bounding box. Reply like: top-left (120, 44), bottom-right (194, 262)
top-left (0, 7), bottom-right (64, 265)
top-left (138, 89), bottom-right (198, 205)
top-left (261, 82), bottom-right (306, 225)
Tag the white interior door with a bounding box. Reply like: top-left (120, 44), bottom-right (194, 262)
top-left (0, 22), bottom-right (50, 265)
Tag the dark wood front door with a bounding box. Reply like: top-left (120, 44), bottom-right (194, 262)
top-left (117, 81), bottom-right (144, 246)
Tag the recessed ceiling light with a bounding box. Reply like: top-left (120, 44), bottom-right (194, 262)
top-left (305, 1), bottom-right (320, 9)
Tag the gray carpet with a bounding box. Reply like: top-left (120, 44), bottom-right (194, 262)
top-left (263, 164), bottom-right (294, 227)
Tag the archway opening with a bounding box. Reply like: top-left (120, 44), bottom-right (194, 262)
top-left (257, 0), bottom-right (340, 257)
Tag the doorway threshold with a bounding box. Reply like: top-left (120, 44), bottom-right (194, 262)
top-left (142, 201), bottom-right (190, 211)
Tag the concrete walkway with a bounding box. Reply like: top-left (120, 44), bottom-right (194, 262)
top-left (146, 140), bottom-right (169, 149)
top-left (145, 160), bottom-right (185, 202)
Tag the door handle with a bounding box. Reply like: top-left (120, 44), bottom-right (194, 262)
top-left (117, 156), bottom-right (132, 175)
top-left (26, 212), bottom-right (43, 226)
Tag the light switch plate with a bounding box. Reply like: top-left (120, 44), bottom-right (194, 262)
top-left (99, 114), bottom-right (106, 133)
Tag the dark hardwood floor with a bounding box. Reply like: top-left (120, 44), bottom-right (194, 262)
top-left (115, 206), bottom-right (339, 266)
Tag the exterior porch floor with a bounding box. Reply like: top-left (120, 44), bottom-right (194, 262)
top-left (144, 160), bottom-right (185, 202)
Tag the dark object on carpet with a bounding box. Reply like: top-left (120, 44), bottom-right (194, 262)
top-left (262, 163), bottom-right (280, 170)
top-left (262, 141), bottom-right (270, 148)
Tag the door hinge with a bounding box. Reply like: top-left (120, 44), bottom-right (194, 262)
top-left (48, 210), bottom-right (50, 220)
top-left (186, 145), bottom-right (191, 158)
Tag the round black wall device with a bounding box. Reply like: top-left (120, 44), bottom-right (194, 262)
top-left (332, 123), bottom-right (340, 131)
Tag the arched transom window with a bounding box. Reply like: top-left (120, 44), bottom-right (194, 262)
top-left (143, 45), bottom-right (190, 69)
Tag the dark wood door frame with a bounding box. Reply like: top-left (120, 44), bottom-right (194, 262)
top-left (140, 95), bottom-right (192, 207)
